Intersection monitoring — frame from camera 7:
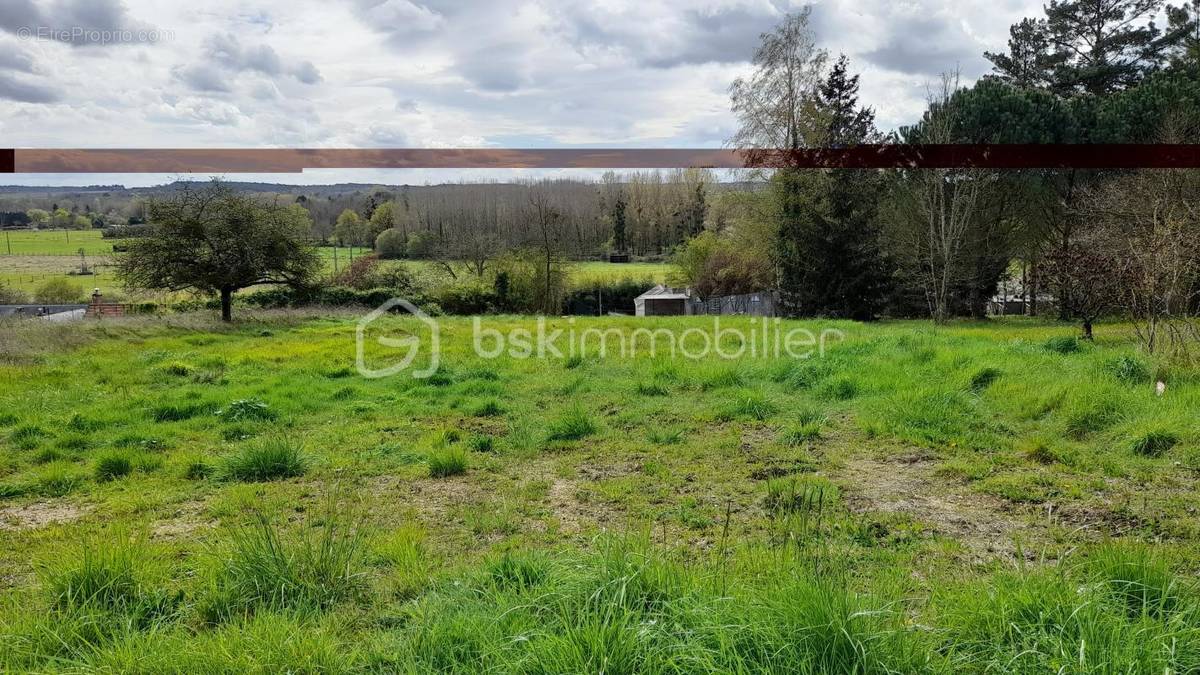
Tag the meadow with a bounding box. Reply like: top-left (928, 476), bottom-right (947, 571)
top-left (1, 312), bottom-right (1198, 672)
top-left (1, 230), bottom-right (669, 298)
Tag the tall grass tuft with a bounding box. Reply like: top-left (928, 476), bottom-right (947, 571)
top-left (720, 391), bottom-right (778, 421)
top-left (427, 446), bottom-right (468, 478)
top-left (201, 506), bottom-right (366, 623)
top-left (219, 436), bottom-right (307, 482)
top-left (1129, 429), bottom-right (1179, 457)
top-left (94, 451), bottom-right (135, 482)
top-left (1089, 543), bottom-right (1185, 619)
top-left (546, 404), bottom-right (596, 441)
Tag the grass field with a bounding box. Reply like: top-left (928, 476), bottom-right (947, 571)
top-left (0, 229), bottom-right (113, 256)
top-left (1, 313), bottom-right (1198, 671)
top-left (1, 231), bottom-right (669, 300)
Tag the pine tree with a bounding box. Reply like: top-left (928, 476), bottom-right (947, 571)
top-left (611, 193), bottom-right (627, 253)
top-left (775, 55), bottom-right (891, 320)
top-left (986, 0), bottom-right (1182, 96)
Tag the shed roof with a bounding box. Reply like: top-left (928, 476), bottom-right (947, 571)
top-left (634, 284), bottom-right (692, 301)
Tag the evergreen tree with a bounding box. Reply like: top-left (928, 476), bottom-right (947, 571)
top-left (986, 0), bottom-right (1182, 96)
top-left (775, 55), bottom-right (891, 320)
top-left (611, 192), bottom-right (627, 253)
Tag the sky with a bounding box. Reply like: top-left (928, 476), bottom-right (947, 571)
top-left (0, 0), bottom-right (1043, 186)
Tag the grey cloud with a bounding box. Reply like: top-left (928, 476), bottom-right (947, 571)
top-left (205, 33), bottom-right (282, 75)
top-left (292, 60), bottom-right (322, 84)
top-left (456, 48), bottom-right (527, 92)
top-left (556, 3), bottom-right (787, 69)
top-left (172, 63), bottom-right (232, 92)
top-left (861, 14), bottom-right (984, 76)
top-left (0, 72), bottom-right (61, 102)
top-left (0, 43), bottom-right (36, 72)
top-left (355, 0), bottom-right (444, 39)
top-left (0, 0), bottom-right (161, 47)
top-left (176, 32), bottom-right (320, 91)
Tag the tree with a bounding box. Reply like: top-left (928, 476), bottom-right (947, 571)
top-left (891, 72), bottom-right (986, 322)
top-left (117, 181), bottom-right (321, 321)
top-left (375, 228), bottom-right (406, 259)
top-left (729, 8), bottom-right (827, 159)
top-left (25, 209), bottom-right (49, 227)
top-left (527, 182), bottom-right (567, 314)
top-left (1167, 0), bottom-right (1200, 67)
top-left (761, 54), bottom-right (892, 319)
top-left (986, 18), bottom-right (1056, 89)
top-left (1083, 164), bottom-right (1200, 353)
top-left (334, 209), bottom-right (367, 247)
top-left (1041, 241), bottom-right (1125, 339)
top-left (611, 191), bottom-right (628, 253)
top-left (368, 200), bottom-right (405, 244)
top-left (986, 0), bottom-right (1183, 96)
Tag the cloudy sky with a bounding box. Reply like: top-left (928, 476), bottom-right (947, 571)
top-left (0, 0), bottom-right (1041, 186)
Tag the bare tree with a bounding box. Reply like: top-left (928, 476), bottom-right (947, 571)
top-left (1085, 165), bottom-right (1200, 356)
top-left (894, 72), bottom-right (985, 322)
top-left (729, 7), bottom-right (828, 160)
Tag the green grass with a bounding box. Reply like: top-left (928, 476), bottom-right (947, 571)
top-left (219, 436), bottom-right (308, 482)
top-left (0, 229), bottom-right (113, 255)
top-left (427, 445), bottom-right (468, 477)
top-left (0, 313), bottom-right (1198, 670)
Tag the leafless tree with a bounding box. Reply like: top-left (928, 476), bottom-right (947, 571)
top-left (894, 72), bottom-right (986, 322)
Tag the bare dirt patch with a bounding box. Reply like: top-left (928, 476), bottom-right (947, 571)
top-left (0, 501), bottom-right (88, 531)
top-left (832, 453), bottom-right (1033, 560)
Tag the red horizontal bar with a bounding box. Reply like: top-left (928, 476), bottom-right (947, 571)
top-left (5, 145), bottom-right (1200, 172)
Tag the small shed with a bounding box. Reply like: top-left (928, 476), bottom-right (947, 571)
top-left (634, 285), bottom-right (701, 316)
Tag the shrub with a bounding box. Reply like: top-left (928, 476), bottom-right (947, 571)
top-left (375, 228), bottom-right (406, 259)
top-left (201, 507), bottom-right (365, 622)
top-left (562, 277), bottom-right (654, 315)
top-left (220, 437), bottom-right (308, 482)
top-left (0, 281), bottom-right (29, 304)
top-left (546, 404), bottom-right (596, 441)
top-left (1130, 430), bottom-right (1179, 457)
top-left (428, 446), bottom-right (468, 478)
top-left (33, 278), bottom-right (83, 304)
top-left (436, 281), bottom-right (498, 315)
top-left (94, 451), bottom-right (135, 481)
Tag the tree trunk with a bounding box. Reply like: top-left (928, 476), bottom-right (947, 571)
top-left (1081, 319), bottom-right (1093, 341)
top-left (220, 287), bottom-right (233, 322)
